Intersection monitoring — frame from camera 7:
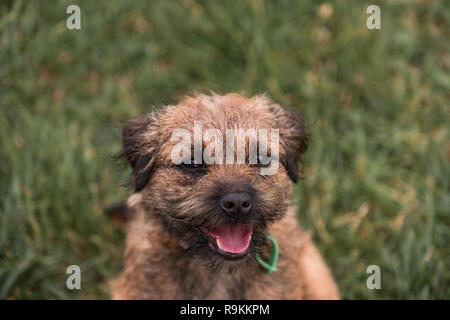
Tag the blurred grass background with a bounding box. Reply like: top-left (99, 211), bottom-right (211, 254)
top-left (0, 0), bottom-right (449, 299)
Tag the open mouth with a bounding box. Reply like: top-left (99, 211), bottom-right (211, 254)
top-left (202, 224), bottom-right (253, 259)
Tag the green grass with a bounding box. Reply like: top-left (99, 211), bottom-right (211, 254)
top-left (0, 0), bottom-right (449, 299)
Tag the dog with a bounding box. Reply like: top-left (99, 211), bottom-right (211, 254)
top-left (110, 93), bottom-right (339, 299)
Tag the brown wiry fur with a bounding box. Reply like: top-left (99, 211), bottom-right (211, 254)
top-left (111, 93), bottom-right (339, 299)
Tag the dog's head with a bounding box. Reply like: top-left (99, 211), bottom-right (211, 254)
top-left (121, 93), bottom-right (308, 270)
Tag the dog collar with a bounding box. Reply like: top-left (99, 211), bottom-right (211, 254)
top-left (255, 235), bottom-right (279, 274)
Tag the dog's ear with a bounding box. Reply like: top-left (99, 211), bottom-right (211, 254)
top-left (269, 104), bottom-right (309, 183)
top-left (122, 113), bottom-right (159, 191)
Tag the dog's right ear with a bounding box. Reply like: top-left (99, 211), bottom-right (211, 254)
top-left (121, 113), bottom-right (159, 191)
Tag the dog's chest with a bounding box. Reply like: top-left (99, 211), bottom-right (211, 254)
top-left (189, 273), bottom-right (247, 300)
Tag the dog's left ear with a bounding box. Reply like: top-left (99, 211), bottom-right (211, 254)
top-left (122, 113), bottom-right (160, 191)
top-left (270, 104), bottom-right (309, 183)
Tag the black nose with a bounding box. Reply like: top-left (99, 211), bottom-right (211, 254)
top-left (219, 192), bottom-right (253, 217)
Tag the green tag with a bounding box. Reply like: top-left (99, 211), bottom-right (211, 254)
top-left (255, 235), bottom-right (279, 274)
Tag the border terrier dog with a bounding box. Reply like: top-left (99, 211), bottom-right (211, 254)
top-left (111, 93), bottom-right (339, 299)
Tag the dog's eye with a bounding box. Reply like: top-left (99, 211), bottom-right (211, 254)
top-left (179, 159), bottom-right (208, 173)
top-left (250, 155), bottom-right (271, 168)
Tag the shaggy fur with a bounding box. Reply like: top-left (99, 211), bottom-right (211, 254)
top-left (111, 93), bottom-right (339, 299)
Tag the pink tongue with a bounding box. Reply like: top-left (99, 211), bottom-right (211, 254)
top-left (210, 225), bottom-right (252, 253)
